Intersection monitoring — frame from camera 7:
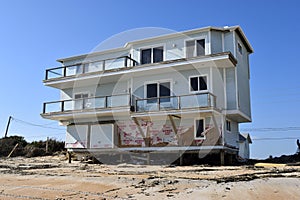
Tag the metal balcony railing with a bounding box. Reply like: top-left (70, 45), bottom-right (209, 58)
top-left (42, 94), bottom-right (130, 114)
top-left (135, 92), bottom-right (216, 112)
top-left (45, 56), bottom-right (137, 80)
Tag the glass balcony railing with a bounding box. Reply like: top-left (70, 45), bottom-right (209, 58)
top-left (135, 92), bottom-right (216, 112)
top-left (45, 56), bottom-right (137, 80)
top-left (42, 94), bottom-right (130, 114)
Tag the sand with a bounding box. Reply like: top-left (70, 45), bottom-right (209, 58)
top-left (0, 155), bottom-right (299, 200)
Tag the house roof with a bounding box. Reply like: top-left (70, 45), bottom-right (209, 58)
top-left (239, 133), bottom-right (252, 144)
top-left (57, 25), bottom-right (254, 63)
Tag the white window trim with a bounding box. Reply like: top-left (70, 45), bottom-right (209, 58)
top-left (194, 118), bottom-right (206, 139)
top-left (144, 79), bottom-right (172, 99)
top-left (189, 74), bottom-right (209, 94)
top-left (184, 36), bottom-right (208, 58)
top-left (226, 119), bottom-right (231, 133)
top-left (139, 43), bottom-right (166, 64)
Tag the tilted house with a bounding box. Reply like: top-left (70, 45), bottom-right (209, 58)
top-left (41, 26), bottom-right (253, 165)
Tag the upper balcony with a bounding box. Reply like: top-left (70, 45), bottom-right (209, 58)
top-left (41, 93), bottom-right (131, 120)
top-left (41, 92), bottom-right (218, 121)
top-left (43, 52), bottom-right (237, 89)
top-left (44, 56), bottom-right (137, 89)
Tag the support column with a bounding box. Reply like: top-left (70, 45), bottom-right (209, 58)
top-left (179, 151), bottom-right (183, 166)
top-left (68, 151), bottom-right (72, 164)
top-left (220, 150), bottom-right (225, 166)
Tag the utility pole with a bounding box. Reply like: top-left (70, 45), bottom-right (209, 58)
top-left (4, 116), bottom-right (12, 138)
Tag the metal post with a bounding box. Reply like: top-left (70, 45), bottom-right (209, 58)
top-left (63, 66), bottom-right (67, 77)
top-left (4, 116), bottom-right (12, 138)
top-left (220, 150), bottom-right (225, 166)
top-left (46, 137), bottom-right (49, 153)
top-left (61, 101), bottom-right (64, 112)
top-left (43, 103), bottom-right (46, 114)
top-left (124, 56), bottom-right (128, 67)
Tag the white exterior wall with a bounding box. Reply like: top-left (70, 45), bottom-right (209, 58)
top-left (224, 120), bottom-right (239, 148)
top-left (239, 141), bottom-right (250, 159)
top-left (131, 31), bottom-right (210, 64)
top-left (235, 33), bottom-right (251, 119)
top-left (49, 27), bottom-right (252, 152)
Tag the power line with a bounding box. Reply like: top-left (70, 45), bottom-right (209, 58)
top-left (241, 127), bottom-right (300, 132)
top-left (253, 137), bottom-right (299, 141)
top-left (12, 117), bottom-right (65, 131)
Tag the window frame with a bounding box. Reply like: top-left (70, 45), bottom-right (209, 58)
top-left (144, 79), bottom-right (172, 103)
top-left (189, 74), bottom-right (208, 93)
top-left (73, 92), bottom-right (90, 110)
top-left (184, 36), bottom-right (207, 58)
top-left (237, 43), bottom-right (243, 55)
top-left (194, 118), bottom-right (206, 139)
top-left (140, 44), bottom-right (165, 64)
top-left (226, 119), bottom-right (231, 132)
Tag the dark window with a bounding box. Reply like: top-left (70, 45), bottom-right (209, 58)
top-left (190, 77), bottom-right (198, 91)
top-left (195, 119), bottom-right (204, 138)
top-left (147, 83), bottom-right (157, 103)
top-left (199, 76), bottom-right (207, 90)
top-left (238, 43), bottom-right (243, 55)
top-left (186, 40), bottom-right (195, 58)
top-left (190, 76), bottom-right (208, 92)
top-left (153, 47), bottom-right (163, 63)
top-left (186, 39), bottom-right (205, 58)
top-left (141, 49), bottom-right (151, 64)
top-left (196, 39), bottom-right (205, 56)
top-left (159, 82), bottom-right (170, 103)
top-left (141, 46), bottom-right (163, 64)
top-left (226, 120), bottom-right (231, 132)
top-left (146, 82), bottom-right (171, 103)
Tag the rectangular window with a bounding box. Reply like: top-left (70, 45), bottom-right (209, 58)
top-left (159, 82), bottom-right (170, 103)
top-left (74, 93), bottom-right (89, 110)
top-left (186, 40), bottom-right (195, 58)
top-left (195, 119), bottom-right (205, 139)
top-left (186, 39), bottom-right (205, 58)
top-left (141, 46), bottom-right (163, 64)
top-left (226, 120), bottom-right (231, 132)
top-left (238, 43), bottom-right (243, 55)
top-left (196, 39), bottom-right (205, 56)
top-left (190, 75), bottom-right (208, 92)
top-left (153, 47), bottom-right (163, 63)
top-left (141, 49), bottom-right (152, 64)
top-left (146, 81), bottom-right (170, 103)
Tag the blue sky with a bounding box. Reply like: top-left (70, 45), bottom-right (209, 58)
top-left (0, 0), bottom-right (299, 159)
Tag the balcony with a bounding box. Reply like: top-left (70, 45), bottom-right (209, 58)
top-left (44, 56), bottom-right (137, 81)
top-left (135, 92), bottom-right (216, 113)
top-left (41, 94), bottom-right (131, 120)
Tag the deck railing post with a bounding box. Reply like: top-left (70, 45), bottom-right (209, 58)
top-left (43, 103), bottom-right (46, 114)
top-left (103, 60), bottom-right (106, 71)
top-left (63, 66), bottom-right (66, 77)
top-left (158, 97), bottom-right (160, 111)
top-left (124, 57), bottom-right (128, 67)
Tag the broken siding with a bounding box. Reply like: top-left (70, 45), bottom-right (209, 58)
top-left (117, 116), bottom-right (220, 147)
